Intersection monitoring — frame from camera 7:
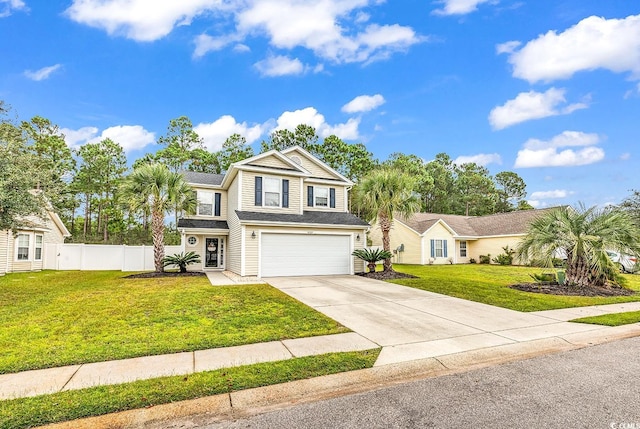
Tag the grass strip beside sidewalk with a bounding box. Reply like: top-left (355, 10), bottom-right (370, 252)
top-left (0, 350), bottom-right (380, 429)
top-left (570, 311), bottom-right (640, 326)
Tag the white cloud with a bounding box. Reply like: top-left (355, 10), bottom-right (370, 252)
top-left (61, 125), bottom-right (155, 153)
top-left (254, 55), bottom-right (307, 77)
top-left (495, 40), bottom-right (520, 55)
top-left (274, 107), bottom-right (360, 140)
top-left (342, 94), bottom-right (385, 113)
top-left (65, 0), bottom-right (223, 42)
top-left (454, 153), bottom-right (502, 166)
top-left (514, 131), bottom-right (605, 168)
top-left (621, 153), bottom-right (631, 161)
top-left (24, 64), bottom-right (62, 81)
top-left (0, 0), bottom-right (27, 18)
top-left (489, 88), bottom-right (588, 130)
top-left (502, 14), bottom-right (640, 83)
top-left (61, 126), bottom-right (99, 149)
top-left (194, 116), bottom-right (266, 151)
top-left (432, 0), bottom-right (496, 16)
top-left (530, 190), bottom-right (571, 200)
top-left (527, 200), bottom-right (541, 208)
top-left (67, 0), bottom-right (422, 66)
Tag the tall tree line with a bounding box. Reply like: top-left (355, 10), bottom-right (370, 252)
top-left (2, 101), bottom-right (536, 245)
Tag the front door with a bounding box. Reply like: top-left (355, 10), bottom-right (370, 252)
top-left (204, 237), bottom-right (224, 269)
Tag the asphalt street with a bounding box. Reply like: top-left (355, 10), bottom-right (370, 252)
top-left (195, 336), bottom-right (640, 429)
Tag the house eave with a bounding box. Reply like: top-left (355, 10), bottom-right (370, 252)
top-left (238, 220), bottom-right (367, 230)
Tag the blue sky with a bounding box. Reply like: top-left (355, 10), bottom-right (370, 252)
top-left (1, 0), bottom-right (639, 209)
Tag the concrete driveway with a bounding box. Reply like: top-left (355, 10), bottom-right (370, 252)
top-left (265, 275), bottom-right (607, 366)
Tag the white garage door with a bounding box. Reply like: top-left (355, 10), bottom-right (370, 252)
top-left (261, 233), bottom-right (351, 277)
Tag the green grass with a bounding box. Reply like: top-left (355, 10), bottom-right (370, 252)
top-left (570, 311), bottom-right (640, 326)
top-left (0, 349), bottom-right (380, 429)
top-left (391, 264), bottom-right (640, 312)
top-left (0, 271), bottom-right (348, 374)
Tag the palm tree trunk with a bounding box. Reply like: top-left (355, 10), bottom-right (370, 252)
top-left (380, 214), bottom-right (393, 272)
top-left (151, 204), bottom-right (165, 272)
top-left (566, 256), bottom-right (591, 287)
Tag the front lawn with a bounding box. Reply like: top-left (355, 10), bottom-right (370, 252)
top-left (0, 271), bottom-right (348, 374)
top-left (391, 264), bottom-right (640, 312)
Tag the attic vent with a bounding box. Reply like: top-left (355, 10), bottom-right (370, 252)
top-left (290, 155), bottom-right (302, 165)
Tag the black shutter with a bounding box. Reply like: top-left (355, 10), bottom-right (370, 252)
top-left (214, 193), bottom-right (221, 216)
top-left (255, 176), bottom-right (262, 206)
top-left (307, 186), bottom-right (314, 207)
top-left (282, 179), bottom-right (289, 208)
top-left (329, 188), bottom-right (336, 208)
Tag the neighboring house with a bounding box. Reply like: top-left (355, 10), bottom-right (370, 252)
top-left (177, 146), bottom-right (369, 277)
top-left (369, 209), bottom-right (556, 265)
top-left (0, 209), bottom-right (71, 275)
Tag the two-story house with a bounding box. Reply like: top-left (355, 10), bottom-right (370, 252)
top-left (177, 146), bottom-right (369, 277)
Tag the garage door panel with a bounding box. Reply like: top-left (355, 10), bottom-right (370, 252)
top-left (261, 233), bottom-right (351, 277)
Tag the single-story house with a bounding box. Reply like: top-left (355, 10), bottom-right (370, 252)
top-left (369, 209), bottom-right (556, 265)
top-left (178, 146), bottom-right (369, 277)
top-left (0, 209), bottom-right (71, 275)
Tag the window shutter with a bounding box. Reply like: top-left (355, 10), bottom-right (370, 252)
top-left (307, 186), bottom-right (314, 207)
top-left (430, 239), bottom-right (435, 258)
top-left (443, 240), bottom-right (448, 258)
top-left (282, 179), bottom-right (289, 208)
top-left (255, 176), bottom-right (262, 206)
top-left (214, 193), bottom-right (221, 216)
top-left (329, 188), bottom-right (336, 208)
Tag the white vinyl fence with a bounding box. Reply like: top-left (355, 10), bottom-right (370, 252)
top-left (44, 244), bottom-right (182, 271)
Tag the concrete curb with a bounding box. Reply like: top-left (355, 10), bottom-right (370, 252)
top-left (39, 324), bottom-right (640, 429)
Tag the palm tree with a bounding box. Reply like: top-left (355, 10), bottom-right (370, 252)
top-left (121, 163), bottom-right (196, 272)
top-left (517, 205), bottom-right (640, 287)
top-left (353, 167), bottom-right (421, 272)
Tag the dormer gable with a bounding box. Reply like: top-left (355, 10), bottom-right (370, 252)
top-left (281, 146), bottom-right (352, 185)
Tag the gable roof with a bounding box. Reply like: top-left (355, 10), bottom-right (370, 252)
top-left (182, 171), bottom-right (225, 187)
top-left (281, 146), bottom-right (353, 185)
top-left (397, 208), bottom-right (558, 238)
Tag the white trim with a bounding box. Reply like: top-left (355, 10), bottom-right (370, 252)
top-left (178, 228), bottom-right (229, 235)
top-left (238, 220), bottom-right (364, 229)
top-left (34, 234), bottom-right (43, 261)
top-left (15, 233), bottom-right (30, 262)
top-left (421, 219), bottom-right (457, 236)
top-left (313, 186), bottom-right (329, 208)
top-left (262, 176), bottom-right (282, 208)
top-left (420, 235), bottom-right (425, 265)
top-left (186, 236), bottom-right (199, 247)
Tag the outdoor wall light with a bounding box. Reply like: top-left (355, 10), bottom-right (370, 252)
top-left (251, 231), bottom-right (256, 239)
top-left (356, 234), bottom-right (360, 241)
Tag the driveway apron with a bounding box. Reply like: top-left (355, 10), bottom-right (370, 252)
top-left (265, 275), bottom-right (605, 366)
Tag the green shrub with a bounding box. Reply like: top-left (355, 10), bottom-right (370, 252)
top-left (479, 254), bottom-right (491, 264)
top-left (352, 248), bottom-right (393, 273)
top-left (162, 251), bottom-right (201, 273)
top-left (492, 245), bottom-right (516, 266)
top-left (530, 272), bottom-right (556, 283)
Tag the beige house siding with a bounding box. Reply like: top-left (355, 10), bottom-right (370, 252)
top-left (241, 171), bottom-right (301, 215)
top-left (421, 223), bottom-right (454, 265)
top-left (468, 235), bottom-right (525, 264)
top-left (249, 155), bottom-right (292, 170)
top-left (0, 230), bottom-right (8, 274)
top-left (369, 220), bottom-right (422, 265)
top-left (184, 188), bottom-right (228, 221)
top-left (226, 176), bottom-right (242, 275)
top-left (285, 148), bottom-right (340, 180)
top-left (304, 184), bottom-right (346, 212)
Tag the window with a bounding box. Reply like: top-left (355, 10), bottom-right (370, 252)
top-left (430, 239), bottom-right (448, 258)
top-left (187, 236), bottom-right (198, 246)
top-left (17, 234), bottom-right (29, 261)
top-left (307, 186), bottom-right (336, 208)
top-left (197, 191), bottom-right (213, 216)
top-left (264, 177), bottom-right (281, 207)
top-left (459, 241), bottom-right (467, 258)
top-left (315, 187), bottom-right (329, 207)
top-left (197, 192), bottom-right (221, 216)
top-left (35, 235), bottom-right (43, 261)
